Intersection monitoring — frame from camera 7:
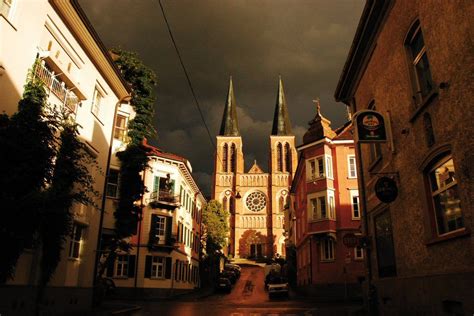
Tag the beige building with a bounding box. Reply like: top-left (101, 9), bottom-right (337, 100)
top-left (212, 78), bottom-right (297, 259)
top-left (0, 0), bottom-right (132, 314)
top-left (104, 141), bottom-right (205, 297)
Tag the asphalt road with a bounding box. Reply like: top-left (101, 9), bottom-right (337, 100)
top-left (129, 265), bottom-right (363, 316)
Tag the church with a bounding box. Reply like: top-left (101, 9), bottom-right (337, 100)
top-left (212, 77), bottom-right (297, 259)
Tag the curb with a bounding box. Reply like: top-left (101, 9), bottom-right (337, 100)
top-left (110, 304), bottom-right (142, 315)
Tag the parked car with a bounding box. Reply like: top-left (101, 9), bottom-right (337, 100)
top-left (225, 263), bottom-right (241, 272)
top-left (267, 276), bottom-right (289, 299)
top-left (220, 270), bottom-right (237, 284)
top-left (224, 265), bottom-right (241, 278)
top-left (216, 277), bottom-right (232, 293)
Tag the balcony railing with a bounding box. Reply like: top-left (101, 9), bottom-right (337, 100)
top-left (149, 190), bottom-right (180, 209)
top-left (34, 60), bottom-right (79, 113)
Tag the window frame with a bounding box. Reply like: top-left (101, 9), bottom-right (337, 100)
top-left (115, 255), bottom-right (129, 278)
top-left (0, 0), bottom-right (14, 20)
top-left (321, 238), bottom-right (335, 262)
top-left (68, 224), bottom-right (84, 259)
top-left (354, 246), bottom-right (364, 260)
top-left (91, 86), bottom-right (104, 120)
top-left (306, 155), bottom-right (325, 181)
top-left (151, 256), bottom-right (166, 279)
top-left (405, 21), bottom-right (435, 107)
top-left (350, 190), bottom-right (360, 219)
top-left (325, 155), bottom-right (333, 179)
top-left (113, 113), bottom-right (128, 142)
top-left (308, 191), bottom-right (335, 221)
top-left (348, 155), bottom-right (357, 178)
top-left (426, 155), bottom-right (464, 237)
top-left (106, 169), bottom-right (120, 198)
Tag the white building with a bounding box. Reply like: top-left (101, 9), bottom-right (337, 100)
top-left (104, 141), bottom-right (206, 297)
top-left (0, 0), bottom-right (133, 314)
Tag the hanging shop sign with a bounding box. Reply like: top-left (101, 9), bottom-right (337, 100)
top-left (342, 233), bottom-right (359, 248)
top-left (353, 110), bottom-right (388, 143)
top-left (374, 176), bottom-right (398, 203)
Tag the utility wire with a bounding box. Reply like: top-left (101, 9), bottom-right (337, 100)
top-left (157, 0), bottom-right (216, 151)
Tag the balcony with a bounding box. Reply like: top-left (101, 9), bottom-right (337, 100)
top-left (148, 233), bottom-right (177, 253)
top-left (34, 60), bottom-right (80, 114)
top-left (149, 190), bottom-right (180, 210)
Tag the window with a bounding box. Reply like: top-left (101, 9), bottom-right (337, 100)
top-left (106, 169), bottom-right (119, 198)
top-left (230, 143), bottom-right (236, 172)
top-left (151, 256), bottom-right (165, 279)
top-left (115, 255), bottom-right (129, 277)
top-left (350, 190), bottom-right (360, 219)
top-left (307, 156), bottom-right (325, 180)
top-left (68, 224), bottom-right (83, 259)
top-left (150, 215), bottom-right (166, 244)
top-left (406, 21), bottom-right (434, 105)
top-left (222, 144), bottom-right (228, 172)
top-left (91, 87), bottom-right (103, 119)
top-left (285, 143), bottom-right (292, 172)
top-left (309, 192), bottom-right (335, 220)
top-left (321, 239), bottom-right (335, 261)
top-left (277, 143), bottom-right (283, 172)
top-left (114, 114), bottom-right (128, 141)
top-left (0, 0), bottom-right (13, 18)
top-left (427, 157), bottom-right (463, 235)
top-left (326, 156), bottom-right (333, 179)
top-left (348, 155), bottom-right (357, 178)
top-left (354, 246), bottom-right (364, 259)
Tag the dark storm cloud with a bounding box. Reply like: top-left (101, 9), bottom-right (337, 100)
top-left (80, 0), bottom-right (364, 196)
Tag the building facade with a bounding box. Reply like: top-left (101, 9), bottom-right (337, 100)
top-left (289, 103), bottom-right (364, 296)
top-left (335, 0), bottom-right (473, 314)
top-left (105, 141), bottom-right (205, 297)
top-left (0, 0), bottom-right (132, 314)
top-left (212, 78), bottom-right (297, 259)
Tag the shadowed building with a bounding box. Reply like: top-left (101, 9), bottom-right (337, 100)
top-left (335, 0), bottom-right (473, 314)
top-left (212, 77), bottom-right (297, 259)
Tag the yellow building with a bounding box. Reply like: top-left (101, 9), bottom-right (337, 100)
top-left (212, 77), bottom-right (297, 259)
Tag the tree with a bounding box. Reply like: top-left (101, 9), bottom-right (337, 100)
top-left (96, 49), bottom-right (157, 280)
top-left (202, 200), bottom-right (230, 256)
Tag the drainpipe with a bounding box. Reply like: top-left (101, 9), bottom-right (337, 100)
top-left (93, 94), bottom-right (132, 284)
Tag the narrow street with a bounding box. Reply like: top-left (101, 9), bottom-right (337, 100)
top-left (129, 265), bottom-right (363, 316)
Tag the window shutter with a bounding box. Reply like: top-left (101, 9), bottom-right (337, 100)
top-left (106, 257), bottom-right (115, 277)
top-left (149, 214), bottom-right (157, 244)
top-left (128, 255), bottom-right (136, 277)
top-left (153, 176), bottom-right (160, 193)
top-left (165, 257), bottom-right (172, 279)
top-left (144, 255), bottom-right (152, 278)
top-left (165, 216), bottom-right (173, 245)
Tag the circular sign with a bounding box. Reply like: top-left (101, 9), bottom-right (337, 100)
top-left (343, 233), bottom-right (359, 248)
top-left (375, 177), bottom-right (398, 203)
top-left (354, 110), bottom-right (387, 143)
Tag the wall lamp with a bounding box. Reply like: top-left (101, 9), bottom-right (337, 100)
top-left (225, 189), bottom-right (241, 199)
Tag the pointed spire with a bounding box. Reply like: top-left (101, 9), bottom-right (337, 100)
top-left (219, 76), bottom-right (240, 136)
top-left (271, 76), bottom-right (293, 135)
top-left (303, 99), bottom-right (336, 143)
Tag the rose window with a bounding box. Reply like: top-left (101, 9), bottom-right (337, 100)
top-left (246, 191), bottom-right (266, 212)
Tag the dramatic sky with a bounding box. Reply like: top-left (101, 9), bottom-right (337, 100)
top-left (80, 0), bottom-right (365, 197)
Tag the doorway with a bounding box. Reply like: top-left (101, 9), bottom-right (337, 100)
top-left (250, 243), bottom-right (263, 258)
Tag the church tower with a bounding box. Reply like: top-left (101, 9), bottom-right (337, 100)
top-left (213, 77), bottom-right (297, 259)
top-left (213, 77), bottom-right (244, 256)
top-left (268, 77), bottom-right (297, 256)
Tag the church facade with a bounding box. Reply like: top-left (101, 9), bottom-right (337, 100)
top-left (212, 78), bottom-right (297, 259)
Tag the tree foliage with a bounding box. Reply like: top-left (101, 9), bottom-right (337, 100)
top-left (97, 49), bottom-right (157, 278)
top-left (202, 200), bottom-right (229, 256)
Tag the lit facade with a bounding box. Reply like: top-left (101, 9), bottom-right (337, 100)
top-left (0, 0), bottom-right (132, 314)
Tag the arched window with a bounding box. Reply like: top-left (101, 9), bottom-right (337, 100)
top-left (222, 196), bottom-right (228, 212)
top-left (230, 143), bottom-right (236, 172)
top-left (285, 143), bottom-right (292, 172)
top-left (423, 112), bottom-right (435, 147)
top-left (277, 143), bottom-right (283, 172)
top-left (222, 143), bottom-right (228, 172)
top-left (279, 196), bottom-right (285, 213)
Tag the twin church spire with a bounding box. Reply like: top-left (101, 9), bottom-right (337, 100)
top-left (219, 76), bottom-right (293, 136)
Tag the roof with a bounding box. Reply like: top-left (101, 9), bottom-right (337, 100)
top-left (334, 0), bottom-right (393, 103)
top-left (271, 77), bottom-right (293, 136)
top-left (219, 77), bottom-right (240, 136)
top-left (51, 0), bottom-right (131, 99)
top-left (248, 160), bottom-right (264, 174)
top-left (333, 121), bottom-right (354, 141)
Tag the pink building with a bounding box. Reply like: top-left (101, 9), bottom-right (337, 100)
top-left (290, 104), bottom-right (364, 297)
